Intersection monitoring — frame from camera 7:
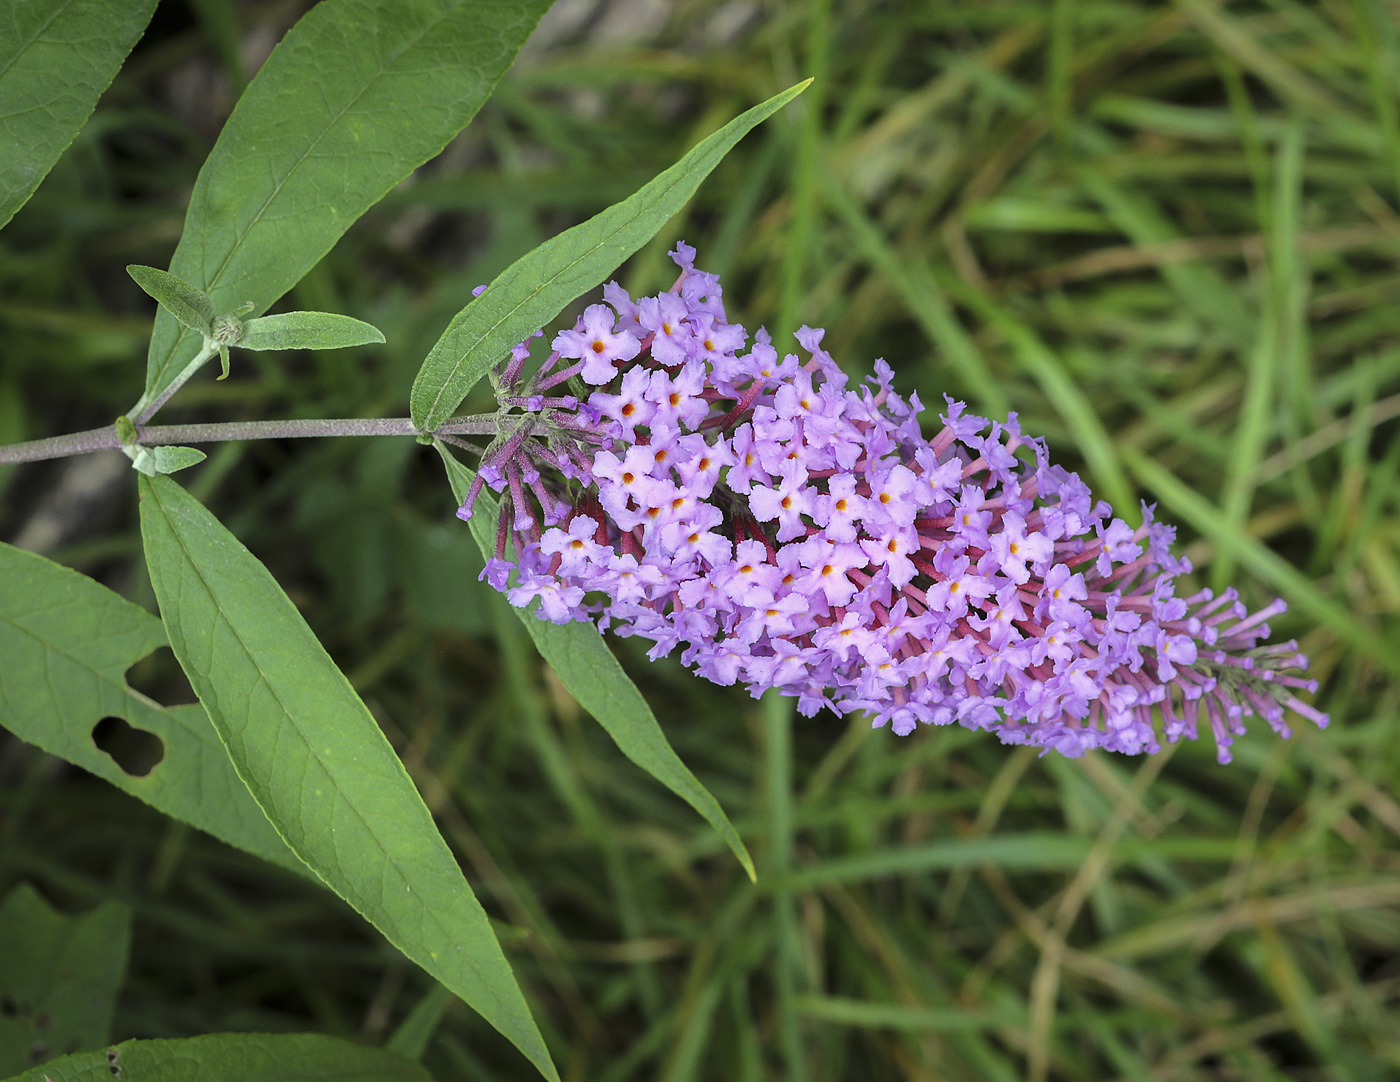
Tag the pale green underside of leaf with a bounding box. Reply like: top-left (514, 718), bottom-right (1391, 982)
top-left (0, 541), bottom-right (306, 878)
top-left (137, 475), bottom-right (556, 1082)
top-left (0, 0), bottom-right (158, 231)
top-left (435, 444), bottom-right (756, 881)
top-left (144, 0), bottom-right (554, 404)
top-left (410, 79), bottom-right (813, 432)
top-left (153, 445), bottom-right (208, 473)
top-left (0, 885), bottom-right (130, 1077)
top-left (0, 1032), bottom-right (433, 1082)
top-left (237, 311), bottom-right (386, 351)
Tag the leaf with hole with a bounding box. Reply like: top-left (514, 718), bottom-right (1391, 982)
top-left (0, 1032), bottom-right (433, 1082)
top-left (0, 541), bottom-right (305, 878)
top-left (0, 0), bottom-right (158, 231)
top-left (435, 445), bottom-right (755, 881)
top-left (410, 79), bottom-right (812, 432)
top-left (144, 0), bottom-right (554, 406)
top-left (0, 885), bottom-right (131, 1077)
top-left (137, 475), bottom-right (556, 1081)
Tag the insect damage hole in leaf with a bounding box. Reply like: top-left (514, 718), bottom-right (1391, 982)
top-left (90, 717), bottom-right (165, 778)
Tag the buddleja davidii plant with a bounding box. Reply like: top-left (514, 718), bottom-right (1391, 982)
top-left (0, 1), bottom-right (803, 1079)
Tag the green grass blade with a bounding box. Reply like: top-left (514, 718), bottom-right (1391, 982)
top-left (0, 0), bottom-right (158, 231)
top-left (0, 1032), bottom-right (432, 1082)
top-left (410, 80), bottom-right (812, 432)
top-left (936, 270), bottom-right (1137, 518)
top-left (794, 997), bottom-right (1004, 1032)
top-left (137, 475), bottom-right (557, 1082)
top-left (144, 0), bottom-right (553, 404)
top-left (819, 175), bottom-right (1009, 416)
top-left (385, 983), bottom-right (453, 1061)
top-left (436, 445), bottom-right (756, 881)
top-left (0, 885), bottom-right (130, 1075)
top-left (0, 541), bottom-right (305, 878)
top-left (775, 833), bottom-right (1094, 891)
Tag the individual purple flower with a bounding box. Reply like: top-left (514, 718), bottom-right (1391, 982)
top-left (553, 303), bottom-right (641, 385)
top-left (453, 244), bottom-right (1327, 764)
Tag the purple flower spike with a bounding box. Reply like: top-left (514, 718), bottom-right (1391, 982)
top-left (456, 245), bottom-right (1327, 762)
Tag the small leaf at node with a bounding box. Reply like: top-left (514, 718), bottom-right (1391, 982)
top-left (237, 312), bottom-right (387, 352)
top-left (150, 447), bottom-right (207, 475)
top-left (127, 266), bottom-right (215, 336)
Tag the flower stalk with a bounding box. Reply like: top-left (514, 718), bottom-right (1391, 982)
top-left (0, 416), bottom-right (500, 466)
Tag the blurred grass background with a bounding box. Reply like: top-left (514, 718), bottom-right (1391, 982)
top-left (1, 0), bottom-right (1398, 1079)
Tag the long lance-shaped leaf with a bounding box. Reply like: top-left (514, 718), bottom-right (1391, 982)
top-left (436, 445), bottom-right (756, 881)
top-left (0, 541), bottom-right (305, 878)
top-left (0, 0), bottom-right (158, 230)
top-left (0, 1032), bottom-right (432, 1082)
top-left (137, 475), bottom-right (557, 1082)
top-left (410, 80), bottom-right (812, 432)
top-left (144, 0), bottom-right (553, 404)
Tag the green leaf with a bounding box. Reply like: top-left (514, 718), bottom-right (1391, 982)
top-left (435, 445), bottom-right (756, 881)
top-left (237, 311), bottom-right (386, 351)
top-left (410, 80), bottom-right (812, 432)
top-left (126, 266), bottom-right (216, 337)
top-left (144, 0), bottom-right (554, 405)
top-left (0, 885), bottom-right (130, 1076)
top-left (0, 0), bottom-right (158, 231)
top-left (137, 475), bottom-right (556, 1082)
top-left (0, 1032), bottom-right (433, 1082)
top-left (0, 541), bottom-right (306, 878)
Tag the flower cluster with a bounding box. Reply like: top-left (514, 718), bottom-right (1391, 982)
top-left (457, 244), bottom-right (1326, 762)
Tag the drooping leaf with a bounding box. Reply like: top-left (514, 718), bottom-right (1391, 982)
top-left (0, 1032), bottom-right (433, 1082)
top-left (144, 0), bottom-right (554, 405)
top-left (0, 885), bottom-right (131, 1077)
top-left (236, 311), bottom-right (386, 351)
top-left (435, 444), bottom-right (756, 881)
top-left (410, 80), bottom-right (812, 432)
top-left (137, 475), bottom-right (557, 1082)
top-left (0, 0), bottom-right (158, 231)
top-left (126, 266), bottom-right (216, 337)
top-left (0, 541), bottom-right (305, 878)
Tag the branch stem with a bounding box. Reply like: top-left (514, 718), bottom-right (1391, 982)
top-left (0, 416), bottom-right (500, 466)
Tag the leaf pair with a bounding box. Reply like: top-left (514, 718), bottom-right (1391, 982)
top-left (128, 265), bottom-right (385, 354)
